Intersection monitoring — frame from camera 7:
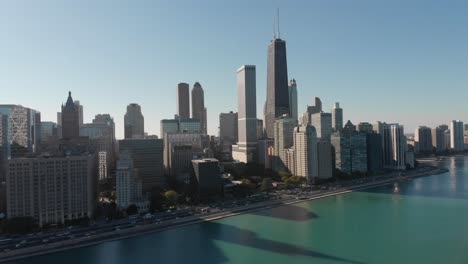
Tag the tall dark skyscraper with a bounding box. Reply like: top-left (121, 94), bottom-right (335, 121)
top-left (265, 19), bottom-right (289, 138)
top-left (177, 83), bottom-right (190, 119)
top-left (191, 82), bottom-right (207, 134)
top-left (124, 103), bottom-right (145, 139)
top-left (61, 91), bottom-right (80, 140)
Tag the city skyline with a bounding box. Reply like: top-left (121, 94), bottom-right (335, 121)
top-left (1, 1), bottom-right (467, 139)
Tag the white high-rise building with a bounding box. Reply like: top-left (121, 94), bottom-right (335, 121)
top-left (273, 117), bottom-right (296, 171)
top-left (383, 124), bottom-right (406, 170)
top-left (450, 120), bottom-right (464, 152)
top-left (311, 111), bottom-right (332, 141)
top-left (116, 151), bottom-right (143, 209)
top-left (6, 155), bottom-right (97, 227)
top-left (293, 125), bottom-right (318, 183)
top-left (232, 65), bottom-right (257, 163)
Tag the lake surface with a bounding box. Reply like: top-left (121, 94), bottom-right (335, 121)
top-left (12, 156), bottom-right (468, 264)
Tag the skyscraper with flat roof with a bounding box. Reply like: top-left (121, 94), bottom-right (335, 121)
top-left (450, 120), bottom-right (464, 152)
top-left (177, 83), bottom-right (190, 119)
top-left (273, 116), bottom-right (296, 171)
top-left (293, 125), bottom-right (318, 182)
top-left (288, 79), bottom-right (298, 122)
top-left (311, 112), bottom-right (332, 142)
top-left (265, 35), bottom-right (289, 138)
top-left (414, 126), bottom-right (433, 153)
top-left (232, 65), bottom-right (257, 163)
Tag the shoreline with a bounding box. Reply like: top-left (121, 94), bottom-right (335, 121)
top-left (0, 166), bottom-right (448, 263)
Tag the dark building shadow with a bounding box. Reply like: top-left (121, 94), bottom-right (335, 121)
top-left (15, 221), bottom-right (364, 264)
top-left (200, 222), bottom-right (364, 264)
top-left (251, 204), bottom-right (319, 221)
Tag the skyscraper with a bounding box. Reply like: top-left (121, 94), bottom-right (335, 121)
top-left (119, 138), bottom-right (164, 191)
top-left (0, 105), bottom-right (41, 158)
top-left (191, 82), bottom-right (207, 134)
top-left (293, 125), bottom-right (318, 182)
top-left (432, 126), bottom-right (447, 153)
top-left (288, 79), bottom-right (298, 122)
top-left (219, 111), bottom-right (238, 149)
top-left (232, 65), bottom-right (258, 163)
top-left (116, 151), bottom-right (144, 209)
top-left (265, 29), bottom-right (289, 138)
top-left (382, 124), bottom-right (406, 170)
top-left (414, 126), bottom-right (433, 153)
top-left (124, 103), bottom-right (144, 139)
top-left (301, 97), bottom-right (322, 125)
top-left (74, 100), bottom-right (84, 128)
top-left (311, 112), bottom-right (332, 142)
top-left (177, 83), bottom-right (190, 119)
top-left (450, 120), bottom-right (464, 152)
top-left (273, 116), bottom-right (296, 171)
top-left (61, 92), bottom-right (80, 140)
top-left (332, 102), bottom-right (343, 132)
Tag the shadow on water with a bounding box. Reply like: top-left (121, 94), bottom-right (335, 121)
top-left (201, 221), bottom-right (365, 264)
top-left (250, 204), bottom-right (319, 221)
top-left (15, 221), bottom-right (364, 264)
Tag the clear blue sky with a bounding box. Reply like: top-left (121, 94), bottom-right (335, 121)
top-left (1, 0), bottom-right (467, 139)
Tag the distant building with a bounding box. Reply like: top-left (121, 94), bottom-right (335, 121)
top-left (80, 114), bottom-right (116, 181)
top-left (256, 119), bottom-right (264, 139)
top-left (358, 122), bottom-right (374, 133)
top-left (288, 79), bottom-right (298, 122)
top-left (160, 119), bottom-right (179, 138)
top-left (414, 126), bottom-right (433, 154)
top-left (164, 132), bottom-right (204, 181)
top-left (293, 125), bottom-right (318, 182)
top-left (160, 118), bottom-right (201, 138)
top-left (192, 159), bottom-right (223, 200)
top-left (257, 139), bottom-right (274, 169)
top-left (301, 97), bottom-right (322, 125)
top-left (74, 100), bottom-right (84, 128)
top-left (40, 121), bottom-right (58, 142)
top-left (273, 117), bottom-right (296, 171)
top-left (284, 148), bottom-right (295, 175)
top-left (219, 112), bottom-right (238, 149)
top-left (192, 82), bottom-right (207, 134)
top-left (119, 138), bottom-right (164, 192)
top-left (383, 124), bottom-right (406, 170)
top-left (331, 131), bottom-right (368, 174)
top-left (0, 104), bottom-right (41, 158)
top-left (316, 141), bottom-right (333, 180)
top-left (311, 112), bottom-right (332, 142)
top-left (6, 155), bottom-right (97, 227)
top-left (116, 152), bottom-right (141, 208)
top-left (61, 92), bottom-right (80, 140)
top-left (450, 120), bottom-right (464, 152)
top-left (232, 65), bottom-right (257, 163)
top-left (432, 126), bottom-right (447, 153)
top-left (366, 133), bottom-right (383, 174)
top-left (331, 102), bottom-right (343, 132)
top-left (177, 83), bottom-right (190, 119)
top-left (124, 104), bottom-right (144, 139)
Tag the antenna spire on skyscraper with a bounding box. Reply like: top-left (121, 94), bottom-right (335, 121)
top-left (277, 8), bottom-right (280, 39)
